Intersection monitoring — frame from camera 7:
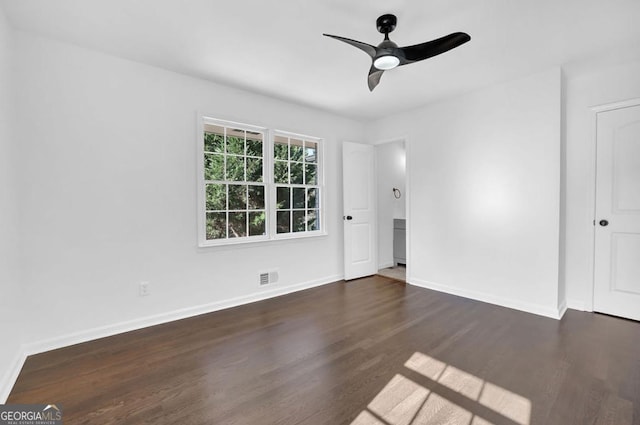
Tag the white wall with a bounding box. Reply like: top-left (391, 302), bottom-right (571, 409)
top-left (563, 60), bottom-right (640, 310)
top-left (376, 141), bottom-right (406, 268)
top-left (11, 31), bottom-right (364, 350)
top-left (366, 69), bottom-right (563, 318)
top-left (0, 7), bottom-right (25, 401)
top-left (5, 12), bottom-right (637, 401)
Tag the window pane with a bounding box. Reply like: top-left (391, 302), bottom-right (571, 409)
top-left (274, 137), bottom-right (288, 160)
top-left (305, 163), bottom-right (317, 185)
top-left (204, 132), bottom-right (224, 153)
top-left (249, 211), bottom-right (266, 236)
top-left (246, 137), bottom-right (263, 157)
top-left (202, 123), bottom-right (322, 243)
top-left (307, 188), bottom-right (317, 209)
top-left (248, 185), bottom-right (265, 210)
top-left (305, 141), bottom-right (317, 163)
top-left (206, 212), bottom-right (226, 239)
top-left (293, 187), bottom-right (305, 209)
top-left (228, 212), bottom-right (247, 238)
top-left (228, 184), bottom-right (247, 210)
top-left (293, 210), bottom-right (306, 232)
top-left (276, 186), bottom-right (290, 209)
top-left (226, 133), bottom-right (245, 155)
top-left (204, 153), bottom-right (224, 181)
top-left (206, 184), bottom-right (226, 210)
top-left (277, 211), bottom-right (290, 233)
top-left (290, 162), bottom-right (304, 184)
top-left (246, 157), bottom-right (263, 182)
top-left (226, 155), bottom-right (245, 181)
top-left (307, 209), bottom-right (319, 231)
top-left (274, 161), bottom-right (289, 184)
top-left (290, 138), bottom-right (304, 162)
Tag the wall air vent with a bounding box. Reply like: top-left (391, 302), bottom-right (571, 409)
top-left (259, 270), bottom-right (279, 286)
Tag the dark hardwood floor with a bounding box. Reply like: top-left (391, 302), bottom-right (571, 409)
top-left (8, 276), bottom-right (640, 424)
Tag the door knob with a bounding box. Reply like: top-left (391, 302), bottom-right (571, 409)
top-left (599, 219), bottom-right (609, 226)
top-left (345, 215), bottom-right (353, 221)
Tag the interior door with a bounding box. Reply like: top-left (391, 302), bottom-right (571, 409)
top-left (343, 141), bottom-right (377, 280)
top-left (594, 103), bottom-right (640, 321)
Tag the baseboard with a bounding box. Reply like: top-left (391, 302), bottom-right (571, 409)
top-left (3, 274), bottom-right (342, 402)
top-left (25, 274), bottom-right (343, 356)
top-left (378, 262), bottom-right (395, 270)
top-left (0, 347), bottom-right (27, 403)
top-left (567, 299), bottom-right (588, 311)
top-left (557, 299), bottom-right (568, 319)
top-left (408, 278), bottom-right (565, 320)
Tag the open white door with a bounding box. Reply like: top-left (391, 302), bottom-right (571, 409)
top-left (343, 141), bottom-right (377, 280)
top-left (594, 103), bottom-right (640, 321)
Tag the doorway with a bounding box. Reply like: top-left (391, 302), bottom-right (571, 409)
top-left (342, 142), bottom-right (377, 280)
top-left (593, 101), bottom-right (640, 321)
top-left (375, 140), bottom-right (407, 282)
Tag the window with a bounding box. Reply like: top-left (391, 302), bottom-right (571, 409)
top-left (273, 133), bottom-right (320, 235)
top-left (201, 121), bottom-right (267, 243)
top-left (198, 117), bottom-right (323, 246)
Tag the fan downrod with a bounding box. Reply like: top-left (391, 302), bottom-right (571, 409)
top-left (376, 14), bottom-right (397, 35)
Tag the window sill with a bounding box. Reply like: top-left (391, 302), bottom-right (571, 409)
top-left (197, 231), bottom-right (328, 249)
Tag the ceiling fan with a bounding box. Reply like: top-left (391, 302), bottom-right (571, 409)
top-left (323, 14), bottom-right (470, 91)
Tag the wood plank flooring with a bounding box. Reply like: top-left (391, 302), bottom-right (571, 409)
top-left (8, 276), bottom-right (640, 424)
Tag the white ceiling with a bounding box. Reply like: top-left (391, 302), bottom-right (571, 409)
top-left (2, 0), bottom-right (640, 120)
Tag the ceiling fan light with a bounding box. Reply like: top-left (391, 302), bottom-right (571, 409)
top-left (373, 55), bottom-right (400, 70)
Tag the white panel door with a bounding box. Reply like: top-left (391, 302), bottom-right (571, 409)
top-left (343, 142), bottom-right (377, 280)
top-left (594, 103), bottom-right (640, 321)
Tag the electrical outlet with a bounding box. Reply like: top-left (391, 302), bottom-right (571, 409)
top-left (139, 281), bottom-right (150, 297)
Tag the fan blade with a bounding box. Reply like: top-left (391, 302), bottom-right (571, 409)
top-left (323, 34), bottom-right (377, 59)
top-left (368, 66), bottom-right (384, 91)
top-left (399, 32), bottom-right (470, 64)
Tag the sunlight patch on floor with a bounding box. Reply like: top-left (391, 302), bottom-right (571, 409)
top-left (368, 374), bottom-right (430, 425)
top-left (351, 410), bottom-right (387, 425)
top-left (351, 352), bottom-right (531, 425)
top-left (478, 382), bottom-right (531, 425)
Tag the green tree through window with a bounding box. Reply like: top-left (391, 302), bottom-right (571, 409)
top-left (199, 118), bottom-right (322, 245)
top-left (274, 134), bottom-right (320, 235)
top-left (203, 124), bottom-right (265, 240)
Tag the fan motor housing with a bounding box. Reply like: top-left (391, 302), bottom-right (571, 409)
top-left (376, 14), bottom-right (397, 34)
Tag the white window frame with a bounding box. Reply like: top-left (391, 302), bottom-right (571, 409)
top-left (197, 115), bottom-right (326, 247)
top-left (271, 130), bottom-right (325, 241)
